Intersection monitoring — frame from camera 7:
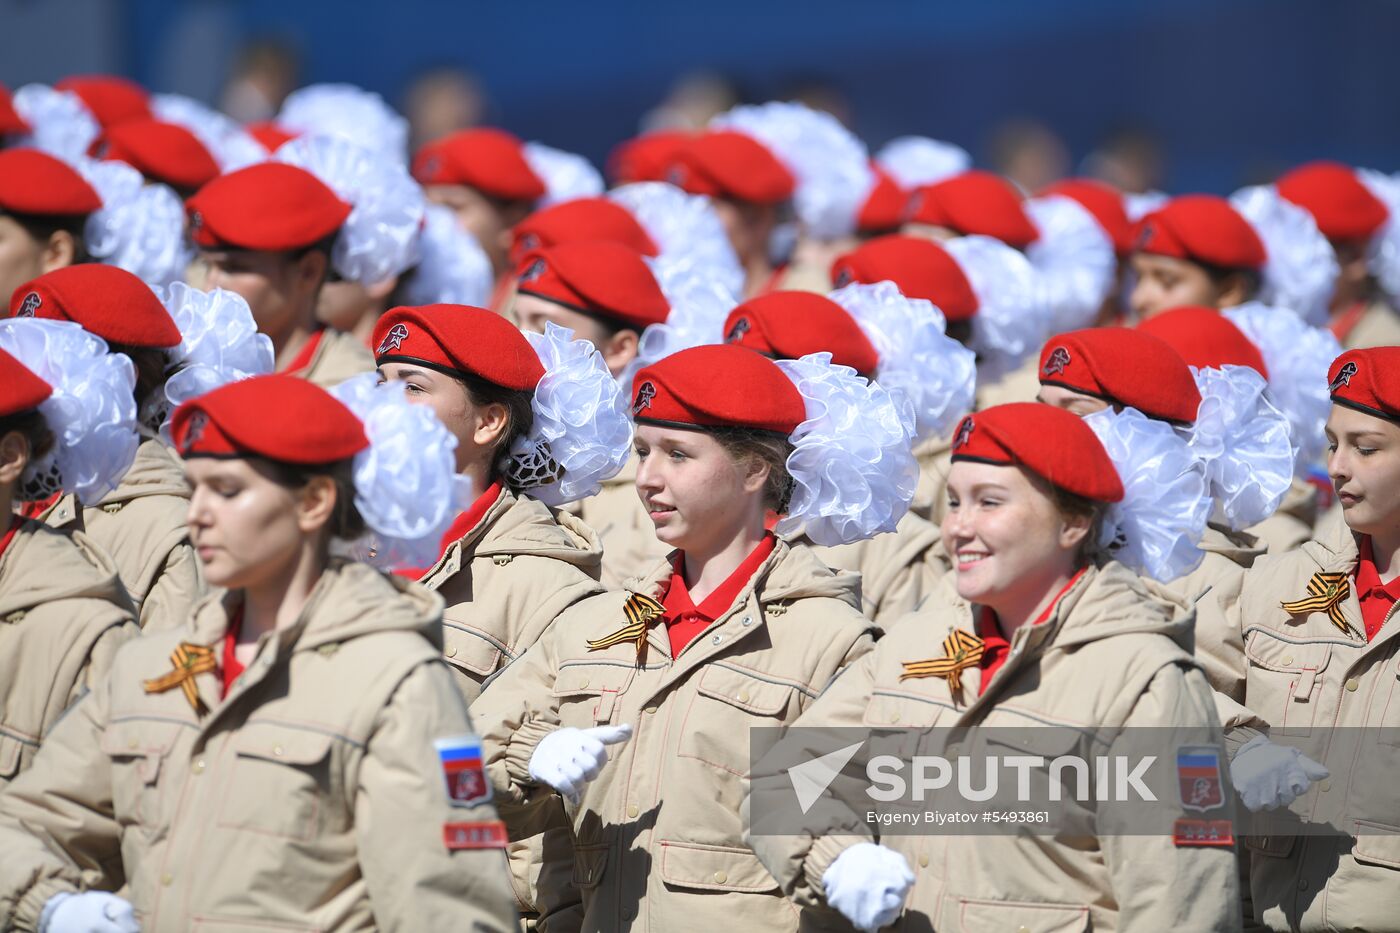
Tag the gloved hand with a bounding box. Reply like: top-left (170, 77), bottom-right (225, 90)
top-left (1231, 734), bottom-right (1330, 812)
top-left (40, 892), bottom-right (140, 933)
top-left (528, 724), bottom-right (633, 805)
top-left (821, 842), bottom-right (914, 932)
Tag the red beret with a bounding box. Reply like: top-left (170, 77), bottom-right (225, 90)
top-left (97, 118), bottom-right (221, 192)
top-left (1039, 178), bottom-right (1133, 256)
top-left (1133, 195), bottom-right (1266, 271)
top-left (0, 148), bottom-right (102, 217)
top-left (186, 162), bottom-right (351, 252)
top-left (664, 130), bottom-right (795, 205)
top-left (373, 304), bottom-right (544, 392)
top-left (856, 165), bottom-right (907, 235)
top-left (10, 265), bottom-right (180, 348)
top-left (830, 234), bottom-right (979, 322)
top-left (1038, 328), bottom-right (1201, 425)
top-left (1328, 347), bottom-right (1400, 423)
top-left (1277, 161), bottom-right (1390, 243)
top-left (171, 374), bottom-right (367, 464)
top-left (412, 128), bottom-right (545, 203)
top-left (510, 197), bottom-right (659, 265)
top-left (907, 170), bottom-right (1039, 249)
top-left (246, 120), bottom-right (297, 154)
top-left (1136, 306), bottom-right (1268, 379)
top-left (0, 84), bottom-right (30, 136)
top-left (516, 241), bottom-right (669, 332)
top-left (631, 344), bottom-right (806, 436)
top-left (607, 131), bottom-right (690, 185)
top-left (55, 75), bottom-right (151, 129)
top-left (0, 346), bottom-right (53, 418)
top-left (951, 402), bottom-right (1124, 503)
top-left (723, 291), bottom-right (880, 376)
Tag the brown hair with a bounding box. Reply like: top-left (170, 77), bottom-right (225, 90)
top-left (109, 343), bottom-right (172, 412)
top-left (711, 427), bottom-right (796, 513)
top-left (0, 410), bottom-right (56, 463)
top-left (260, 457), bottom-right (367, 541)
top-left (1043, 478), bottom-right (1111, 567)
top-left (2, 210), bottom-right (91, 264)
top-left (455, 371), bottom-right (536, 487)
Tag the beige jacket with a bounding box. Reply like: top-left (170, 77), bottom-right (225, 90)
top-left (752, 563), bottom-right (1240, 933)
top-left (1171, 523), bottom-right (1267, 707)
top-left (0, 521), bottom-right (137, 790)
top-left (1339, 296), bottom-right (1400, 351)
top-left (290, 327), bottom-right (376, 388)
top-left (569, 457), bottom-right (670, 590)
top-left (473, 539), bottom-right (876, 932)
top-left (0, 561), bottom-right (518, 932)
top-left (910, 435), bottom-right (952, 524)
top-left (1247, 479), bottom-right (1318, 556)
top-left (42, 438), bottom-right (203, 632)
top-left (806, 511), bottom-right (944, 632)
top-left (1220, 509), bottom-right (1400, 932)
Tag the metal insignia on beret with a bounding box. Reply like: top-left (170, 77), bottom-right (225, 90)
top-left (633, 380), bottom-right (657, 415)
top-left (1042, 346), bottom-right (1071, 377)
top-left (16, 292), bottom-right (41, 318)
top-left (519, 233), bottom-right (540, 253)
top-left (520, 258), bottom-right (547, 283)
top-left (1134, 222), bottom-right (1155, 251)
top-left (665, 165), bottom-right (687, 187)
top-left (832, 268), bottom-right (853, 288)
top-left (377, 323), bottom-right (410, 356)
top-left (725, 317), bottom-right (751, 343)
top-left (421, 155), bottom-right (442, 178)
top-left (953, 417), bottom-right (974, 449)
top-left (1329, 361), bottom-right (1358, 392)
top-left (189, 210), bottom-right (203, 232)
top-left (181, 411), bottom-right (208, 454)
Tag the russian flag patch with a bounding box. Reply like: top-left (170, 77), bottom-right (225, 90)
top-left (435, 735), bottom-right (491, 806)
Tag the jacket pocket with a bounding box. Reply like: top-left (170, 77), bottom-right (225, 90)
top-left (0, 730), bottom-right (27, 780)
top-left (956, 898), bottom-right (1090, 933)
top-left (553, 662), bottom-right (634, 726)
top-left (1243, 833), bottom-right (1297, 859)
top-left (1352, 820), bottom-right (1400, 870)
top-left (572, 840), bottom-right (611, 889)
top-left (99, 719), bottom-right (184, 827)
top-left (679, 665), bottom-right (798, 776)
top-left (218, 722), bottom-right (340, 841)
top-left (1243, 633), bottom-right (1333, 736)
top-left (658, 840), bottom-right (780, 894)
top-left (442, 618), bottom-right (505, 681)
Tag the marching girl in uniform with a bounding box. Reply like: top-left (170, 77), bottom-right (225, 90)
top-left (0, 148), bottom-right (100, 304)
top-left (750, 403), bottom-right (1240, 932)
top-left (14, 265), bottom-right (272, 630)
top-left (0, 372), bottom-right (519, 933)
top-left (0, 319), bottom-right (140, 791)
top-left (472, 344), bottom-right (916, 931)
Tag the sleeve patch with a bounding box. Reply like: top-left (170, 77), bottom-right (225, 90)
top-left (1173, 818), bottom-right (1235, 848)
top-left (435, 734), bottom-right (491, 806)
top-left (444, 820), bottom-right (510, 850)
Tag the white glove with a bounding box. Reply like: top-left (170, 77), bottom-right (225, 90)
top-left (821, 842), bottom-right (914, 932)
top-left (40, 892), bottom-right (140, 933)
top-left (528, 724), bottom-right (633, 805)
top-left (1231, 734), bottom-right (1330, 812)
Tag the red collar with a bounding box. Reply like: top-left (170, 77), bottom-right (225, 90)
top-left (975, 568), bottom-right (1086, 696)
top-left (221, 607), bottom-right (245, 700)
top-left (19, 492), bottom-right (62, 521)
top-left (1356, 536), bottom-right (1400, 639)
top-left (0, 515), bottom-right (22, 565)
top-left (663, 534), bottom-right (777, 624)
top-left (282, 329), bottom-right (326, 375)
top-left (398, 481), bottom-right (505, 581)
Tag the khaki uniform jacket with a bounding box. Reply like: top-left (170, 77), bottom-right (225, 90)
top-left (752, 563), bottom-right (1240, 933)
top-left (1171, 524), bottom-right (1267, 707)
top-left (806, 511), bottom-right (944, 632)
top-left (0, 562), bottom-right (518, 933)
top-left (569, 457), bottom-right (670, 590)
top-left (1247, 479), bottom-right (1319, 557)
top-left (0, 521), bottom-right (137, 790)
top-left (42, 438), bottom-right (203, 632)
top-left (1220, 510), bottom-right (1400, 933)
top-left (473, 539), bottom-right (877, 932)
top-left (1339, 296), bottom-right (1400, 351)
top-left (289, 328), bottom-right (376, 388)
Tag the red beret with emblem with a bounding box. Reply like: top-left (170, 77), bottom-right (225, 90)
top-left (664, 130), bottom-right (795, 205)
top-left (186, 162), bottom-right (351, 252)
top-left (510, 197), bottom-right (659, 265)
top-left (55, 75), bottom-right (151, 129)
top-left (0, 346), bottom-right (53, 418)
top-left (1136, 305), bottom-right (1268, 378)
top-left (412, 128), bottom-right (545, 203)
top-left (830, 234), bottom-right (979, 322)
top-left (372, 304), bottom-right (544, 392)
top-left (246, 120), bottom-right (297, 154)
top-left (1038, 328), bottom-right (1201, 425)
top-left (607, 130), bottom-right (691, 185)
top-left (1277, 161), bottom-right (1390, 243)
top-left (631, 344), bottom-right (806, 435)
top-left (0, 84), bottom-right (30, 136)
top-left (98, 118), bottom-right (221, 192)
top-left (0, 148), bottom-right (102, 217)
top-left (1328, 347), bottom-right (1400, 422)
top-left (950, 402), bottom-right (1124, 503)
top-left (10, 265), bottom-right (181, 348)
top-left (856, 165), bottom-right (907, 235)
top-left (1039, 178), bottom-right (1133, 256)
top-left (1133, 195), bottom-right (1267, 270)
top-left (906, 170), bottom-right (1039, 249)
top-left (516, 241), bottom-right (669, 332)
top-left (723, 291), bottom-right (879, 377)
top-left (171, 373), bottom-right (367, 464)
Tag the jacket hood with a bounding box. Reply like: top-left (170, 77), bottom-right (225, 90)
top-left (1042, 561), bottom-right (1195, 654)
top-left (1299, 506), bottom-right (1361, 572)
top-left (1200, 522), bottom-right (1267, 565)
top-left (98, 437), bottom-right (193, 504)
top-left (0, 520), bottom-right (134, 617)
top-left (468, 487), bottom-right (603, 573)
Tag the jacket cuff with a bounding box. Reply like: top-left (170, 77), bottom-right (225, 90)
top-left (802, 834), bottom-right (870, 900)
top-left (18, 878), bottom-right (78, 933)
top-left (502, 719), bottom-right (559, 789)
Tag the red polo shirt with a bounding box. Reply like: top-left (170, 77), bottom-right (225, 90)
top-left (0, 516), bottom-right (21, 564)
top-left (976, 569), bottom-right (1086, 696)
top-left (1356, 536), bottom-right (1400, 642)
top-left (222, 607), bottom-right (245, 699)
top-left (662, 534), bottom-right (777, 656)
top-left (398, 481), bottom-right (504, 580)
